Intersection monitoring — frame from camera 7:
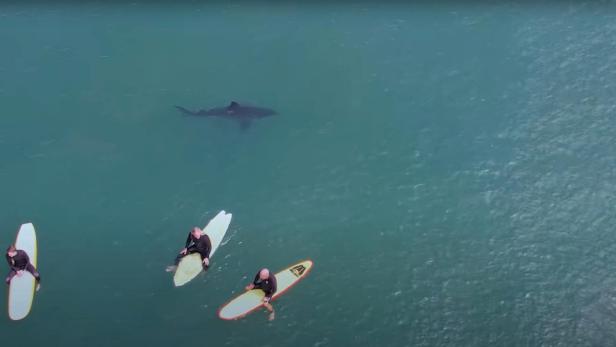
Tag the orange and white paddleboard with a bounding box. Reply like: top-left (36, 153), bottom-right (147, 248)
top-left (218, 259), bottom-right (313, 320)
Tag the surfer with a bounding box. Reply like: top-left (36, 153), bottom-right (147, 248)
top-left (245, 268), bottom-right (277, 321)
top-left (166, 227), bottom-right (212, 272)
top-left (5, 245), bottom-right (41, 291)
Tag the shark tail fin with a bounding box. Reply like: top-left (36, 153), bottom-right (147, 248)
top-left (174, 105), bottom-right (197, 116)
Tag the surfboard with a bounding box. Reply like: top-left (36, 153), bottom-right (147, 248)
top-left (218, 259), bottom-right (313, 320)
top-left (173, 210), bottom-right (232, 287)
top-left (7, 223), bottom-right (38, 321)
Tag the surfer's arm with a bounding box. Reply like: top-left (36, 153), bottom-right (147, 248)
top-left (245, 273), bottom-right (260, 290)
top-left (270, 276), bottom-right (277, 295)
top-left (252, 273), bottom-right (261, 286)
top-left (183, 233), bottom-right (192, 249)
top-left (263, 290), bottom-right (273, 302)
top-left (264, 277), bottom-right (277, 300)
top-left (195, 249), bottom-right (209, 266)
top-left (5, 254), bottom-right (16, 271)
top-left (6, 253), bottom-right (22, 272)
top-left (203, 236), bottom-right (212, 259)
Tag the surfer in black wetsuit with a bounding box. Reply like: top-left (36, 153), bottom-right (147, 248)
top-left (5, 245), bottom-right (41, 291)
top-left (166, 227), bottom-right (212, 272)
top-left (245, 268), bottom-right (277, 321)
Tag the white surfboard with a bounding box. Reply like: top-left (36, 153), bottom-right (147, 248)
top-left (173, 210), bottom-right (232, 287)
top-left (218, 259), bottom-right (313, 320)
top-left (8, 223), bottom-right (38, 321)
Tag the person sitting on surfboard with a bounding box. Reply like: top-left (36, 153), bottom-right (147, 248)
top-left (166, 227), bottom-right (212, 272)
top-left (5, 245), bottom-right (40, 291)
top-left (245, 268), bottom-right (277, 321)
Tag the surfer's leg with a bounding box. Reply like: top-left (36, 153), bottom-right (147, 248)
top-left (173, 253), bottom-right (184, 265)
top-left (186, 245), bottom-right (199, 255)
top-left (264, 302), bottom-right (275, 321)
top-left (173, 245), bottom-right (198, 265)
top-left (5, 269), bottom-right (16, 284)
top-left (25, 264), bottom-right (40, 283)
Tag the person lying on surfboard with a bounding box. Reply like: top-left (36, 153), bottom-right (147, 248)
top-left (5, 245), bottom-right (41, 291)
top-left (245, 268), bottom-right (277, 321)
top-left (166, 227), bottom-right (212, 272)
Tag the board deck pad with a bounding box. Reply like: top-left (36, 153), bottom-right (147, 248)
top-left (218, 259), bottom-right (313, 320)
top-left (173, 211), bottom-right (232, 287)
top-left (8, 223), bottom-right (38, 321)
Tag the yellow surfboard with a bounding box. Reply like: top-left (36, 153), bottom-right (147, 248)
top-left (173, 211), bottom-right (232, 287)
top-left (7, 223), bottom-right (38, 321)
top-left (218, 259), bottom-right (313, 320)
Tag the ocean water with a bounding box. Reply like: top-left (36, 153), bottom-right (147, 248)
top-left (1, 2), bottom-right (616, 346)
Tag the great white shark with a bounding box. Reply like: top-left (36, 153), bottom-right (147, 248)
top-left (175, 101), bottom-right (277, 130)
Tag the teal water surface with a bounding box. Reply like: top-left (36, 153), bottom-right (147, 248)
top-left (2, 3), bottom-right (616, 346)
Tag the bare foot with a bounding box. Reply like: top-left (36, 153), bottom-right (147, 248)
top-left (36, 283), bottom-right (41, 292)
top-left (268, 311), bottom-right (275, 321)
top-left (165, 265), bottom-right (177, 273)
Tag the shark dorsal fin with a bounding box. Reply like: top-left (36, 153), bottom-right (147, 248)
top-left (228, 101), bottom-right (240, 109)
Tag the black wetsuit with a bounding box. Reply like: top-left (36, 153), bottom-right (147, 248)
top-left (5, 250), bottom-right (40, 284)
top-left (253, 270), bottom-right (277, 300)
top-left (174, 233), bottom-right (212, 268)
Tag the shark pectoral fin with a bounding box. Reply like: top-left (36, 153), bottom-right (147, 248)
top-left (174, 105), bottom-right (196, 116)
top-left (239, 119), bottom-right (252, 130)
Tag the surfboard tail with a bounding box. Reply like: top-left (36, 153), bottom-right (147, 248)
top-left (174, 105), bottom-right (198, 116)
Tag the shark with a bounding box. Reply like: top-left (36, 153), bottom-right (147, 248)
top-left (174, 101), bottom-right (277, 130)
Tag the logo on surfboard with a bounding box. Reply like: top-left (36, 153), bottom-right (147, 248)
top-left (290, 264), bottom-right (306, 277)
